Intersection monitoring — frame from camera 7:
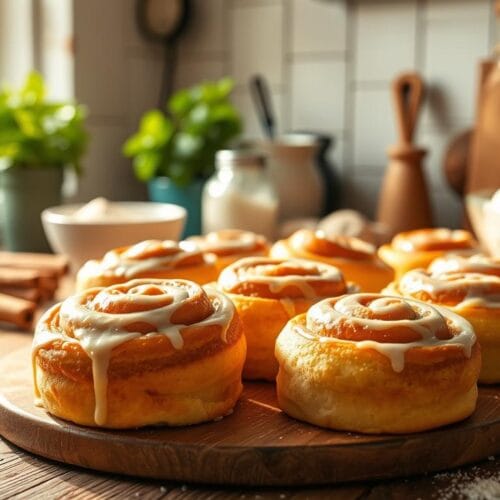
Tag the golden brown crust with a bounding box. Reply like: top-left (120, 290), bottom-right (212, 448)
top-left (218, 257), bottom-right (351, 381)
top-left (275, 293), bottom-right (480, 433)
top-left (270, 230), bottom-right (393, 292)
top-left (387, 256), bottom-right (500, 383)
top-left (378, 228), bottom-right (478, 279)
top-left (33, 279), bottom-right (246, 428)
top-left (75, 240), bottom-right (218, 291)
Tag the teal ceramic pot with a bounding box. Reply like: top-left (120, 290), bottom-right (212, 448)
top-left (148, 177), bottom-right (203, 237)
top-left (0, 166), bottom-right (63, 252)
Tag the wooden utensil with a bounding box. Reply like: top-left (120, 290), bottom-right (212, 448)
top-left (377, 72), bottom-right (433, 235)
top-left (466, 58), bottom-right (500, 194)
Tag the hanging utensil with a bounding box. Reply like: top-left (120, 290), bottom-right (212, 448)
top-left (249, 74), bottom-right (276, 140)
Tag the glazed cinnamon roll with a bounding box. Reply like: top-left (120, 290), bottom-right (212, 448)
top-left (378, 228), bottom-right (478, 279)
top-left (218, 256), bottom-right (353, 381)
top-left (275, 293), bottom-right (480, 434)
top-left (270, 229), bottom-right (393, 292)
top-left (32, 279), bottom-right (245, 428)
top-left (187, 229), bottom-right (270, 272)
top-left (386, 253), bottom-right (500, 383)
top-left (76, 239), bottom-right (218, 291)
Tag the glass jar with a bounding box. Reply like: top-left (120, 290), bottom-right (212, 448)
top-left (202, 150), bottom-right (279, 240)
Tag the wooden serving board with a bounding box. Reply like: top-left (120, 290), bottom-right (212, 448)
top-left (2, 336), bottom-right (500, 487)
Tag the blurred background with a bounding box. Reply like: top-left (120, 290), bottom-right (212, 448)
top-left (0, 0), bottom-right (496, 229)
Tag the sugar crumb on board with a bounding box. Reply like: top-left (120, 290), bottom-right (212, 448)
top-left (432, 463), bottom-right (500, 500)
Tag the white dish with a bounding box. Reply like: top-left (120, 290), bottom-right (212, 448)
top-left (42, 202), bottom-right (186, 271)
top-left (465, 189), bottom-right (500, 257)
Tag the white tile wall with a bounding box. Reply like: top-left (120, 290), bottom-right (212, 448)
top-left (179, 0), bottom-right (228, 56)
top-left (421, 18), bottom-right (490, 129)
top-left (425, 0), bottom-right (491, 23)
top-left (74, 0), bottom-right (128, 119)
top-left (231, 89), bottom-right (285, 139)
top-left (175, 59), bottom-right (227, 91)
top-left (127, 55), bottom-right (164, 122)
top-left (354, 1), bottom-right (418, 83)
top-left (352, 87), bottom-right (395, 171)
top-left (71, 0), bottom-right (165, 201)
top-left (0, 0), bottom-right (34, 86)
top-left (290, 59), bottom-right (346, 135)
top-left (230, 2), bottom-right (284, 88)
top-left (66, 0), bottom-right (495, 227)
top-left (290, 0), bottom-right (347, 54)
top-left (77, 124), bottom-right (147, 202)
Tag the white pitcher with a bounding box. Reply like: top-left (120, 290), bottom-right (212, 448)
top-left (257, 134), bottom-right (323, 222)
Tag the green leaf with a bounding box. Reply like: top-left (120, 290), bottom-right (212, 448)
top-left (14, 109), bottom-right (43, 137)
top-left (124, 76), bottom-right (242, 184)
top-left (167, 160), bottom-right (194, 187)
top-left (133, 151), bottom-right (161, 181)
top-left (20, 71), bottom-right (45, 105)
top-left (168, 89), bottom-right (194, 118)
top-left (171, 132), bottom-right (203, 160)
top-left (215, 78), bottom-right (234, 99)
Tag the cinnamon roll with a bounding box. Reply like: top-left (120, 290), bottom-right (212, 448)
top-left (218, 256), bottom-right (353, 381)
top-left (270, 229), bottom-right (393, 292)
top-left (378, 228), bottom-right (478, 279)
top-left (386, 253), bottom-right (500, 383)
top-left (76, 239), bottom-right (218, 291)
top-left (187, 229), bottom-right (270, 272)
top-left (275, 293), bottom-right (480, 434)
top-left (32, 279), bottom-right (245, 428)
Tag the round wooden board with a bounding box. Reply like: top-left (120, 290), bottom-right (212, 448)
top-left (2, 340), bottom-right (500, 486)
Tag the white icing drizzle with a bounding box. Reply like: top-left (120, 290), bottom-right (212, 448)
top-left (296, 293), bottom-right (475, 373)
top-left (79, 240), bottom-right (210, 280)
top-left (32, 279), bottom-right (234, 426)
top-left (280, 298), bottom-right (296, 317)
top-left (399, 269), bottom-right (500, 309)
top-left (429, 253), bottom-right (500, 276)
top-left (187, 230), bottom-right (267, 255)
top-left (218, 257), bottom-right (344, 299)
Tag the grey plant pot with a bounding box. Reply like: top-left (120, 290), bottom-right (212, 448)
top-left (0, 166), bottom-right (63, 252)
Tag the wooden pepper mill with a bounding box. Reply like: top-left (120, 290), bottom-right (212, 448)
top-left (377, 72), bottom-right (433, 235)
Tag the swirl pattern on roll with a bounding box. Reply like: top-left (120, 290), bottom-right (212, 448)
top-left (295, 293), bottom-right (475, 372)
top-left (33, 279), bottom-right (235, 425)
top-left (289, 229), bottom-right (376, 260)
top-left (85, 240), bottom-right (209, 279)
top-left (218, 257), bottom-right (348, 299)
top-left (397, 263), bottom-right (500, 310)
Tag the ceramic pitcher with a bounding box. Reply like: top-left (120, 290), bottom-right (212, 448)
top-left (257, 134), bottom-right (323, 222)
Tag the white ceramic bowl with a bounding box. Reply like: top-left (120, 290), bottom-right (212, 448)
top-left (465, 189), bottom-right (500, 257)
top-left (42, 202), bottom-right (186, 271)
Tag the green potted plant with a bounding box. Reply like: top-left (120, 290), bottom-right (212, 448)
top-left (123, 78), bottom-right (242, 236)
top-left (0, 71), bottom-right (87, 252)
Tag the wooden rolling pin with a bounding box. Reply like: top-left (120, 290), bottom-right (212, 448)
top-left (377, 72), bottom-right (433, 235)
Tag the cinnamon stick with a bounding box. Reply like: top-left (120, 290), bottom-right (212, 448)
top-left (0, 251), bottom-right (68, 276)
top-left (0, 267), bottom-right (41, 288)
top-left (0, 292), bottom-right (36, 329)
top-left (0, 286), bottom-right (41, 302)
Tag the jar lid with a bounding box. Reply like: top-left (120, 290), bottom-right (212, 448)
top-left (216, 149), bottom-right (266, 169)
